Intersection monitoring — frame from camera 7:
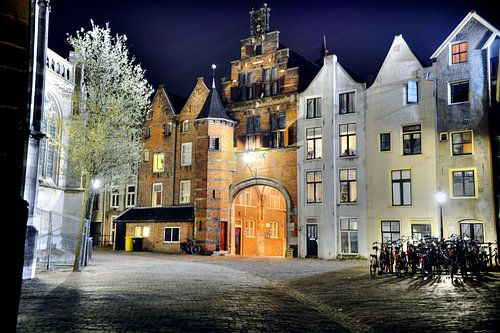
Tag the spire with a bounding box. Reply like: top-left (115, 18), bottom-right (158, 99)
top-left (321, 34), bottom-right (329, 58)
top-left (211, 64), bottom-right (216, 88)
top-left (195, 65), bottom-right (236, 123)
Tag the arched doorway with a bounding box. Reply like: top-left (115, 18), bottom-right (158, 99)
top-left (230, 178), bottom-right (291, 256)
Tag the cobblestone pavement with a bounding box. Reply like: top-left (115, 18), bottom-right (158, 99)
top-left (17, 249), bottom-right (500, 332)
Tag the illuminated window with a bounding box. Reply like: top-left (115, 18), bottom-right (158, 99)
top-left (39, 96), bottom-right (60, 181)
top-left (411, 224), bottom-right (431, 241)
top-left (134, 226), bottom-right (149, 238)
top-left (451, 131), bottom-right (473, 155)
top-left (339, 123), bottom-right (356, 157)
top-left (270, 112), bottom-right (286, 148)
top-left (451, 41), bottom-right (468, 64)
top-left (180, 180), bottom-right (191, 204)
top-left (153, 153), bottom-right (164, 172)
top-left (339, 169), bottom-right (357, 203)
top-left (460, 223), bottom-right (483, 242)
top-left (306, 171), bottom-right (322, 203)
top-left (306, 127), bottom-right (322, 160)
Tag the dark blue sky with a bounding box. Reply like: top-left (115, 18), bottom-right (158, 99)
top-left (49, 0), bottom-right (498, 97)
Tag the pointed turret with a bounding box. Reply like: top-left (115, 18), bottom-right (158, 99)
top-left (196, 64), bottom-right (236, 124)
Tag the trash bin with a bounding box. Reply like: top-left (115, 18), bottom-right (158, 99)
top-left (125, 236), bottom-right (133, 252)
top-left (132, 237), bottom-right (143, 251)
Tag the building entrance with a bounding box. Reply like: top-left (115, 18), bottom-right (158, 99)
top-left (233, 185), bottom-right (287, 256)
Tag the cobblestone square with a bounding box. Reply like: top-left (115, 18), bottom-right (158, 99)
top-left (17, 249), bottom-right (500, 332)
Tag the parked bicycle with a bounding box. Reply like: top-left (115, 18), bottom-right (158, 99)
top-left (370, 242), bottom-right (380, 277)
top-left (180, 237), bottom-right (201, 255)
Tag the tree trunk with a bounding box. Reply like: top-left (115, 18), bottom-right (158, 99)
top-left (73, 174), bottom-right (90, 272)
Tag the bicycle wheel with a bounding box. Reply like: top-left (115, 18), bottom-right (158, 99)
top-left (190, 244), bottom-right (201, 255)
top-left (370, 257), bottom-right (377, 277)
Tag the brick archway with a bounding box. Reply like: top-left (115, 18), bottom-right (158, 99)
top-left (229, 178), bottom-right (292, 256)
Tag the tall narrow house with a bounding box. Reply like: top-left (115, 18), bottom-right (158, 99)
top-left (431, 12), bottom-right (499, 243)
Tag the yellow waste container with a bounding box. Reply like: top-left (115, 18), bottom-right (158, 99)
top-left (125, 236), bottom-right (133, 252)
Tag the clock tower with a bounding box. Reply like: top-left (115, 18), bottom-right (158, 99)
top-left (249, 3), bottom-right (270, 37)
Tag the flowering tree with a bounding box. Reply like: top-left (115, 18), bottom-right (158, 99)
top-left (67, 21), bottom-right (153, 271)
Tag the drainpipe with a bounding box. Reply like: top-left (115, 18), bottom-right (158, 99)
top-left (172, 119), bottom-right (178, 206)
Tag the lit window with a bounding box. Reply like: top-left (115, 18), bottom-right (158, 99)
top-left (339, 169), bottom-right (357, 203)
top-left (153, 153), bottom-right (164, 172)
top-left (306, 127), bottom-right (322, 160)
top-left (307, 97), bottom-right (322, 118)
top-left (134, 226), bottom-right (150, 238)
top-left (306, 171), bottom-right (322, 203)
top-left (402, 125), bottom-right (421, 155)
top-left (392, 170), bottom-right (411, 206)
top-left (339, 92), bottom-right (355, 114)
top-left (460, 223), bottom-right (483, 242)
top-left (152, 183), bottom-right (163, 207)
top-left (180, 180), bottom-right (191, 204)
top-left (451, 131), bottom-right (473, 155)
top-left (449, 80), bottom-right (469, 104)
top-left (181, 142), bottom-right (192, 166)
top-left (452, 169), bottom-right (476, 197)
top-left (451, 41), bottom-right (468, 64)
top-left (407, 80), bottom-right (418, 104)
top-left (412, 224), bottom-right (431, 241)
top-left (339, 123), bottom-right (356, 157)
top-left (270, 112), bottom-right (286, 148)
top-left (340, 218), bottom-right (358, 253)
top-left (164, 227), bottom-right (180, 242)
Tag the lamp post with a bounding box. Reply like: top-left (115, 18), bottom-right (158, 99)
top-left (436, 191), bottom-right (446, 240)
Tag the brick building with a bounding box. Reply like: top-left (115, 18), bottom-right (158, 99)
top-left (116, 4), bottom-right (318, 255)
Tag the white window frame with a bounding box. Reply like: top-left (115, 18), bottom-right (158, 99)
top-left (152, 182), bottom-right (163, 207)
top-left (181, 142), bottom-right (192, 166)
top-left (244, 220), bottom-right (255, 238)
top-left (179, 180), bottom-right (191, 204)
top-left (163, 227), bottom-right (180, 243)
top-left (448, 79), bottom-right (470, 105)
top-left (391, 170), bottom-right (412, 206)
top-left (340, 217), bottom-right (358, 254)
top-left (182, 120), bottom-right (189, 133)
top-left (126, 184), bottom-right (136, 208)
top-left (153, 153), bottom-right (165, 173)
top-left (406, 80), bottom-right (418, 104)
top-left (110, 189), bottom-right (120, 208)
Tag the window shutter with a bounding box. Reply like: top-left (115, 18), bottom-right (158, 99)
top-left (144, 127), bottom-right (151, 138)
top-left (287, 126), bottom-right (295, 145)
top-left (270, 113), bottom-right (277, 131)
top-left (237, 135), bottom-right (247, 150)
top-left (230, 86), bottom-right (239, 102)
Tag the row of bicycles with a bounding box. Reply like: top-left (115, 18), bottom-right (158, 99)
top-left (369, 234), bottom-right (499, 279)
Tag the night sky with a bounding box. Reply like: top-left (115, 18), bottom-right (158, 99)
top-left (48, 0), bottom-right (498, 97)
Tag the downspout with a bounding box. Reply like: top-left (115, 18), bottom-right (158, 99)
top-left (172, 119), bottom-right (178, 206)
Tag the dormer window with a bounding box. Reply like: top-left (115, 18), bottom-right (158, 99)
top-left (451, 41), bottom-right (468, 64)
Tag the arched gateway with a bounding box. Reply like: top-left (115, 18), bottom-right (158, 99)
top-left (229, 178), bottom-right (292, 256)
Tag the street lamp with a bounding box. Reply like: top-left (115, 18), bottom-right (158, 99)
top-left (436, 191), bottom-right (446, 240)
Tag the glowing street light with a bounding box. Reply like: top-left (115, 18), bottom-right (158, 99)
top-left (436, 191), bottom-right (446, 240)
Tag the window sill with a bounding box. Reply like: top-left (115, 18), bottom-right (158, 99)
top-left (338, 202), bottom-right (357, 205)
top-left (163, 241), bottom-right (180, 244)
top-left (448, 101), bottom-right (470, 106)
